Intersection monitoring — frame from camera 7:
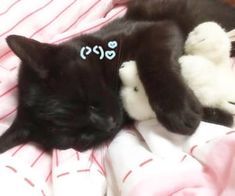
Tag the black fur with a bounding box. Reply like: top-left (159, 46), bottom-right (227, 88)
top-left (1, 0), bottom-right (235, 153)
top-left (203, 107), bottom-right (234, 127)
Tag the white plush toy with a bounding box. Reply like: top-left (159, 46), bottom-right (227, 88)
top-left (119, 22), bottom-right (235, 122)
top-left (119, 61), bottom-right (156, 120)
top-left (179, 22), bottom-right (235, 115)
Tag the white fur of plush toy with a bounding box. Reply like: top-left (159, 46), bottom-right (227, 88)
top-left (179, 22), bottom-right (235, 114)
top-left (119, 61), bottom-right (156, 120)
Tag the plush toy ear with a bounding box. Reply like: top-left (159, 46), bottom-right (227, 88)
top-left (6, 35), bottom-right (55, 78)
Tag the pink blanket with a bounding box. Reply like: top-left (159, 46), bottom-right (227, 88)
top-left (0, 0), bottom-right (235, 195)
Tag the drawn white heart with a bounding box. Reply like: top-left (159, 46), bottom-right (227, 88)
top-left (105, 50), bottom-right (116, 60)
top-left (108, 41), bottom-right (118, 49)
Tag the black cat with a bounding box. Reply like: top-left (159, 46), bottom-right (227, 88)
top-left (0, 0), bottom-right (235, 153)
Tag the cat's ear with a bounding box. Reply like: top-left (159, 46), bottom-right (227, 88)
top-left (6, 35), bottom-right (55, 78)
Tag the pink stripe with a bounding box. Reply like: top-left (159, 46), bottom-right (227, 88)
top-left (57, 172), bottom-right (70, 178)
top-left (31, 151), bottom-right (45, 167)
top-left (0, 0), bottom-right (54, 37)
top-left (76, 151), bottom-right (80, 160)
top-left (190, 145), bottom-right (198, 156)
top-left (0, 85), bottom-right (17, 97)
top-left (122, 170), bottom-right (132, 183)
top-left (0, 65), bottom-right (8, 71)
top-left (92, 153), bottom-right (106, 175)
top-left (62, 0), bottom-right (101, 33)
top-left (0, 108), bottom-right (16, 121)
top-left (55, 150), bottom-right (59, 167)
top-left (139, 158), bottom-right (153, 167)
top-left (0, 0), bottom-right (21, 16)
top-left (41, 190), bottom-right (46, 196)
top-left (0, 50), bottom-right (12, 60)
top-left (0, 50), bottom-right (11, 60)
top-left (24, 177), bottom-right (35, 187)
top-left (77, 169), bottom-right (90, 173)
top-left (10, 66), bottom-right (17, 71)
top-left (180, 155), bottom-right (187, 162)
top-left (11, 143), bottom-right (26, 156)
top-left (0, 64), bottom-right (17, 71)
top-left (45, 170), bottom-right (52, 182)
top-left (103, 9), bottom-right (111, 19)
top-left (5, 165), bottom-right (17, 173)
top-left (206, 139), bottom-right (212, 144)
top-left (226, 131), bottom-right (235, 135)
top-left (54, 7), bottom-right (126, 44)
top-left (97, 169), bottom-right (104, 176)
top-left (30, 0), bottom-right (77, 38)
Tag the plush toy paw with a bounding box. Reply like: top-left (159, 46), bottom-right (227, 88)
top-left (179, 54), bottom-right (235, 115)
top-left (179, 55), bottom-right (218, 106)
top-left (185, 22), bottom-right (231, 64)
top-left (119, 60), bottom-right (139, 87)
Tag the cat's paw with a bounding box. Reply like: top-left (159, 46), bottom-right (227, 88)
top-left (156, 90), bottom-right (202, 135)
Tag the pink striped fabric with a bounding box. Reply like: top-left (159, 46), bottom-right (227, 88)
top-left (0, 143), bottom-right (52, 195)
top-left (105, 121), bottom-right (235, 196)
top-left (52, 147), bottom-right (107, 196)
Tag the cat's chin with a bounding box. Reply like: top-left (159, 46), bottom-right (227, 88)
top-left (73, 129), bottom-right (121, 151)
top-left (49, 120), bottom-right (123, 151)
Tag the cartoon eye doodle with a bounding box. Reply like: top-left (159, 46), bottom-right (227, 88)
top-left (108, 40), bottom-right (118, 49)
top-left (80, 41), bottom-right (118, 60)
top-left (93, 45), bottom-right (105, 60)
top-left (80, 46), bottom-right (92, 60)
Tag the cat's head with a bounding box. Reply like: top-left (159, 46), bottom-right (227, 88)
top-left (6, 35), bottom-right (123, 150)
